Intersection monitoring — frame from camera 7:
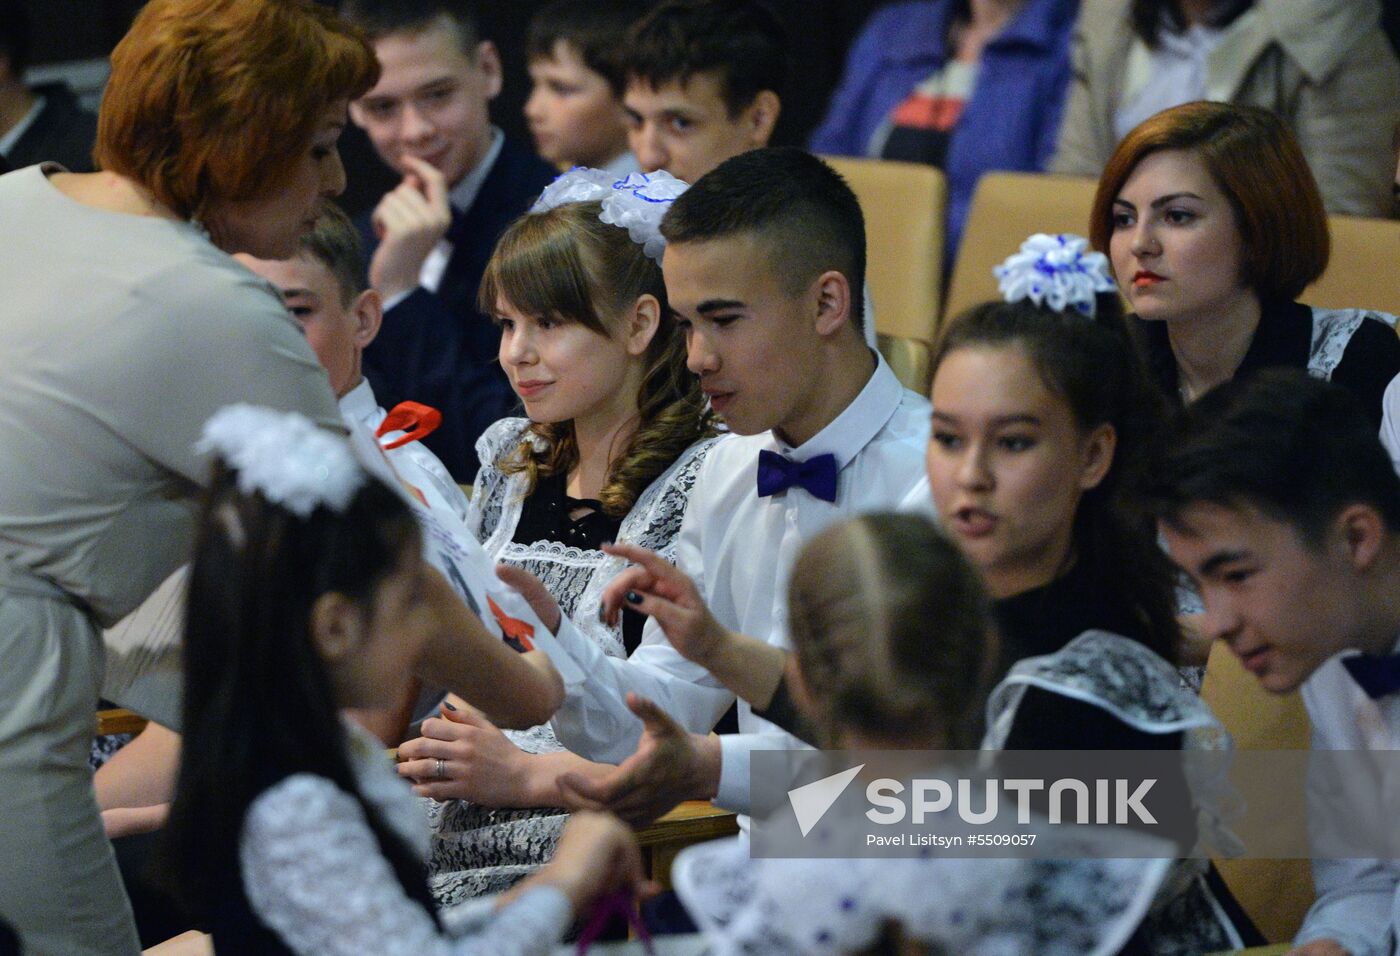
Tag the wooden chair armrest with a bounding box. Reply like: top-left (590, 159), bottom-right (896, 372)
top-left (635, 801), bottom-right (739, 890)
top-left (97, 707), bottom-right (149, 737)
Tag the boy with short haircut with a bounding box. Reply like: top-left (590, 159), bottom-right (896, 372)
top-left (1146, 369), bottom-right (1400, 956)
top-left (235, 205), bottom-right (469, 523)
top-left (535, 147), bottom-right (930, 823)
top-left (524, 0), bottom-right (645, 176)
top-left (342, 0), bottom-right (556, 481)
top-left (621, 0), bottom-right (786, 187)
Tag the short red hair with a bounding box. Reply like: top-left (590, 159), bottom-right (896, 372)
top-left (95, 0), bottom-right (379, 220)
top-left (1089, 101), bottom-right (1329, 304)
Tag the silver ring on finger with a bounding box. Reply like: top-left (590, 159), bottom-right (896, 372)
top-left (434, 757), bottom-right (446, 780)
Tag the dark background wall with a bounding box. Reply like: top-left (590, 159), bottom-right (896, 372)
top-left (21, 0), bottom-right (886, 214)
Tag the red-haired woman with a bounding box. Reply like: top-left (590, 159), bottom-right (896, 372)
top-left (0, 2), bottom-right (379, 952)
top-left (1090, 101), bottom-right (1400, 422)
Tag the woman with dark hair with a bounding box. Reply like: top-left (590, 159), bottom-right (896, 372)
top-left (0, 2), bottom-right (546, 952)
top-left (1090, 101), bottom-right (1400, 424)
top-left (1053, 0), bottom-right (1400, 216)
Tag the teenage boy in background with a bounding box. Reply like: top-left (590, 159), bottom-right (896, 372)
top-left (1148, 370), bottom-right (1400, 956)
top-left (344, 0), bottom-right (555, 480)
top-left (524, 0), bottom-right (645, 177)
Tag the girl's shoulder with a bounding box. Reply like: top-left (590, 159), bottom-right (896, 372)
top-left (673, 835), bottom-right (1170, 956)
top-left (475, 416), bottom-right (540, 465)
top-left (241, 773), bottom-right (364, 850)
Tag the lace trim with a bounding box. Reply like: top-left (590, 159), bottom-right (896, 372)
top-left (240, 772), bottom-right (572, 955)
top-left (427, 429), bottom-right (717, 892)
top-left (1309, 308), bottom-right (1397, 381)
top-left (984, 631), bottom-right (1221, 747)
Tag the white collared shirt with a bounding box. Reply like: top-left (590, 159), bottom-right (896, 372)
top-left (338, 378), bottom-right (470, 523)
top-left (600, 151), bottom-right (642, 180)
top-left (549, 353), bottom-right (931, 812)
top-left (1294, 637), bottom-right (1400, 955)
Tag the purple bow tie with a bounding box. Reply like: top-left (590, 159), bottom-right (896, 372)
top-left (1342, 653), bottom-right (1400, 699)
top-left (756, 450), bottom-right (838, 503)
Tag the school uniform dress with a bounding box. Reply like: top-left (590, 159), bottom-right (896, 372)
top-left (0, 163), bottom-right (342, 956)
top-left (673, 834), bottom-right (1171, 956)
top-left (227, 721), bottom-right (574, 956)
top-left (423, 418), bottom-right (716, 901)
top-left (1292, 640), bottom-right (1400, 956)
top-left (548, 354), bottom-right (932, 815)
top-left (1139, 304), bottom-right (1400, 428)
top-left (359, 130), bottom-right (557, 481)
top-left (748, 557), bottom-right (1254, 954)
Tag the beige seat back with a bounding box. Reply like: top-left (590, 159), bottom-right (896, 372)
top-left (944, 172), bottom-right (1103, 325)
top-left (876, 332), bottom-right (934, 395)
top-left (824, 156), bottom-right (946, 342)
top-left (1303, 215), bottom-right (1400, 316)
top-left (1199, 640), bottom-right (1313, 944)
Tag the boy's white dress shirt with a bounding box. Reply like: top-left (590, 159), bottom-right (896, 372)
top-left (1295, 636), bottom-right (1400, 956)
top-left (549, 353), bottom-right (930, 812)
top-left (339, 377), bottom-right (471, 524)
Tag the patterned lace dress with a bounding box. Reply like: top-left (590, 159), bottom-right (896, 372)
top-left (427, 418), bottom-right (716, 905)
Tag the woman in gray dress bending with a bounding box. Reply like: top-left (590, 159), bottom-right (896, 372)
top-left (0, 3), bottom-right (559, 953)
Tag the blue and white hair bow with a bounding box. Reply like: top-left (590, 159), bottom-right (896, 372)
top-left (993, 233), bottom-right (1117, 317)
top-left (532, 168), bottom-right (689, 263)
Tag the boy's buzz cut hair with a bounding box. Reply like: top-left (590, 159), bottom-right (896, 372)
top-left (1141, 369), bottom-right (1400, 545)
top-left (296, 204), bottom-right (367, 306)
top-left (340, 0), bottom-right (480, 52)
top-left (526, 0), bottom-right (648, 98)
top-left (624, 0), bottom-right (789, 116)
top-left (661, 146), bottom-right (867, 333)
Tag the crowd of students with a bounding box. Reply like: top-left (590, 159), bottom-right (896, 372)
top-left (1, 0), bottom-right (1399, 954)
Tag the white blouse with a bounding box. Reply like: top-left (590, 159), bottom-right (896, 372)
top-left (238, 722), bottom-right (573, 955)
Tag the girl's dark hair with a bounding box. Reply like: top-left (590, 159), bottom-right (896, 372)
top-left (479, 200), bottom-right (714, 517)
top-left (1131, 0), bottom-right (1253, 47)
top-left (160, 460), bottom-right (433, 923)
top-left (931, 292), bottom-right (1181, 663)
top-left (787, 513), bottom-right (996, 750)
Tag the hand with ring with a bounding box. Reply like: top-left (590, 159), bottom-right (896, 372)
top-left (397, 697), bottom-right (546, 806)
